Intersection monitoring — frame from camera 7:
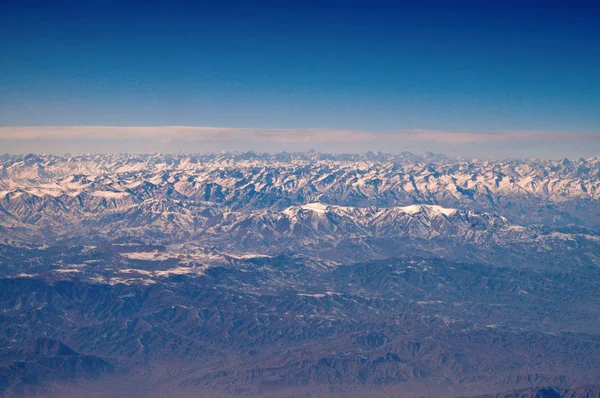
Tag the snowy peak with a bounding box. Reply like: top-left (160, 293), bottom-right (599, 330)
top-left (394, 204), bottom-right (458, 217)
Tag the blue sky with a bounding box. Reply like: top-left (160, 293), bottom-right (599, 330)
top-left (1, 0), bottom-right (599, 157)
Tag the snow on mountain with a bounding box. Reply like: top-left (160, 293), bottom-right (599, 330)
top-left (1, 153), bottom-right (600, 396)
top-left (0, 152), bottom-right (598, 255)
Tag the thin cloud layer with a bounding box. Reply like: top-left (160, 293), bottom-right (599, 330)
top-left (0, 126), bottom-right (597, 145)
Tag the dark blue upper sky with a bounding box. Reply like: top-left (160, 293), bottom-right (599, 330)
top-left (1, 0), bottom-right (599, 156)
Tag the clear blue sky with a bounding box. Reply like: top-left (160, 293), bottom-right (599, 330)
top-left (1, 0), bottom-right (599, 156)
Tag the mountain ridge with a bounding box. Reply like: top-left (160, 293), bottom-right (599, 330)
top-left (0, 152), bottom-right (599, 397)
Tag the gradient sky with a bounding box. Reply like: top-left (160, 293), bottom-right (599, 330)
top-left (1, 0), bottom-right (599, 157)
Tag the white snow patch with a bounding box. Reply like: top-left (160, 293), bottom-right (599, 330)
top-left (226, 253), bottom-right (272, 260)
top-left (14, 273), bottom-right (36, 278)
top-left (297, 293), bottom-right (326, 298)
top-left (120, 251), bottom-right (170, 261)
top-left (155, 266), bottom-right (204, 277)
top-left (119, 268), bottom-right (153, 276)
top-left (399, 204), bottom-right (424, 215)
top-left (397, 204), bottom-right (457, 217)
top-left (90, 191), bottom-right (129, 199)
top-left (301, 202), bottom-right (329, 214)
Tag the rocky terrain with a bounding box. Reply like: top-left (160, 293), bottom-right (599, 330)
top-left (0, 152), bottom-right (599, 397)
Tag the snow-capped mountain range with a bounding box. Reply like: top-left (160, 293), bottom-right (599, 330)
top-left (1, 152), bottom-right (600, 396)
top-left (1, 152), bottom-right (599, 234)
top-left (1, 152), bottom-right (598, 266)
